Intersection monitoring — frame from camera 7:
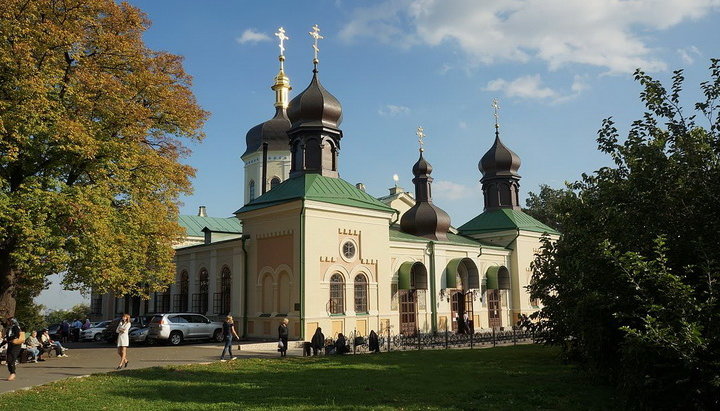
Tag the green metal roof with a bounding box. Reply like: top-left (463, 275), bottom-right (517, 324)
top-left (388, 226), bottom-right (505, 249)
top-left (177, 215), bottom-right (243, 238)
top-left (458, 208), bottom-right (559, 235)
top-left (235, 174), bottom-right (396, 214)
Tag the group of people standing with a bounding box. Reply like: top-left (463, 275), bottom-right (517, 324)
top-left (59, 318), bottom-right (92, 343)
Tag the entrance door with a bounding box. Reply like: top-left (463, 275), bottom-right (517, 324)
top-left (487, 289), bottom-right (502, 329)
top-left (465, 292), bottom-right (474, 333)
top-left (399, 290), bottom-right (417, 336)
top-left (450, 291), bottom-right (463, 332)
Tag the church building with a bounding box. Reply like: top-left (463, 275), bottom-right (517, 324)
top-left (91, 26), bottom-right (558, 342)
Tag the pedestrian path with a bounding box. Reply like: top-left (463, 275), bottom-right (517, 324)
top-left (0, 341), bottom-right (299, 394)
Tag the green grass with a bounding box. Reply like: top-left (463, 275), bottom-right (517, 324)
top-left (0, 345), bottom-right (616, 410)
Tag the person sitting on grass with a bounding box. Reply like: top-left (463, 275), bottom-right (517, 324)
top-left (40, 329), bottom-right (67, 357)
top-left (24, 331), bottom-right (42, 362)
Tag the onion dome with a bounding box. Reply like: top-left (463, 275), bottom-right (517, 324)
top-left (412, 155), bottom-right (432, 176)
top-left (400, 152), bottom-right (451, 241)
top-left (242, 108), bottom-right (291, 157)
top-left (479, 131), bottom-right (521, 179)
top-left (287, 72), bottom-right (343, 129)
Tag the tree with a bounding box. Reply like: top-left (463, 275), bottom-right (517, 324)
top-left (523, 184), bottom-right (573, 232)
top-left (0, 1), bottom-right (208, 318)
top-left (44, 303), bottom-right (90, 326)
top-left (528, 60), bottom-right (720, 409)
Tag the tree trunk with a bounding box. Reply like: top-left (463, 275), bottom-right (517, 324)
top-left (0, 249), bottom-right (17, 318)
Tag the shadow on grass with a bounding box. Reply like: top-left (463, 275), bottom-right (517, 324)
top-left (92, 345), bottom-right (616, 410)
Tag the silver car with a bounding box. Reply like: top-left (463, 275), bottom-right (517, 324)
top-left (147, 313), bottom-right (224, 345)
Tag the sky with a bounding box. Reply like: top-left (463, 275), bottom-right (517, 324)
top-left (37, 0), bottom-right (720, 309)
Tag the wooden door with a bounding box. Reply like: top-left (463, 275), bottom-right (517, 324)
top-left (399, 290), bottom-right (417, 336)
top-left (450, 291), bottom-right (462, 332)
top-left (487, 289), bottom-right (501, 329)
top-left (464, 292), bottom-right (474, 333)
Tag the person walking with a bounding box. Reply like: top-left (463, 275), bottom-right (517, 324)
top-left (116, 314), bottom-right (131, 369)
top-left (220, 315), bottom-right (240, 360)
top-left (310, 327), bottom-right (324, 356)
top-left (278, 318), bottom-right (289, 357)
top-left (1, 318), bottom-right (23, 381)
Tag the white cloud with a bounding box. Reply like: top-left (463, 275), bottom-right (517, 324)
top-left (378, 104), bottom-right (411, 116)
top-left (486, 74), bottom-right (559, 100)
top-left (433, 180), bottom-right (473, 201)
top-left (236, 29), bottom-right (271, 44)
top-left (458, 121), bottom-right (467, 129)
top-left (341, 0), bottom-right (720, 73)
top-left (677, 46), bottom-right (702, 65)
top-left (485, 73), bottom-right (592, 103)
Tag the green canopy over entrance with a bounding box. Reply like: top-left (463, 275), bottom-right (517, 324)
top-left (486, 266), bottom-right (511, 290)
top-left (445, 258), bottom-right (480, 289)
top-left (398, 261), bottom-right (428, 290)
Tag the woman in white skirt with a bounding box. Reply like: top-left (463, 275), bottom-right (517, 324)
top-left (116, 313), bottom-right (131, 369)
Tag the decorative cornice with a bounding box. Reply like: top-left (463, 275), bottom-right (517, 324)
top-left (256, 229), bottom-right (294, 239)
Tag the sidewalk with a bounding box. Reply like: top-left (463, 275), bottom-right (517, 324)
top-left (0, 341), bottom-right (300, 394)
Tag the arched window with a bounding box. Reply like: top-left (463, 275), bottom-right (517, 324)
top-left (329, 274), bottom-right (345, 314)
top-left (262, 274), bottom-right (273, 313)
top-left (218, 266), bottom-right (231, 315)
top-left (249, 180), bottom-right (256, 201)
top-left (354, 274), bottom-right (368, 313)
top-left (175, 271), bottom-right (189, 312)
top-left (270, 177), bottom-right (281, 189)
top-left (193, 268), bottom-right (209, 313)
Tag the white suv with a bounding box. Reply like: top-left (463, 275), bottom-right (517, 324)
top-left (147, 313), bottom-right (224, 345)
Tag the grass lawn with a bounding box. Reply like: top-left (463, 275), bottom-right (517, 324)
top-left (0, 344), bottom-right (615, 410)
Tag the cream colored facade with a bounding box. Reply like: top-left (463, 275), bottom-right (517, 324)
top-left (242, 150), bottom-right (291, 204)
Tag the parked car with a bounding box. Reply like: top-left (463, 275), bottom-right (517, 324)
top-left (101, 316), bottom-right (153, 343)
top-left (80, 321), bottom-right (111, 342)
top-left (147, 313), bottom-right (224, 346)
top-left (129, 326), bottom-right (150, 344)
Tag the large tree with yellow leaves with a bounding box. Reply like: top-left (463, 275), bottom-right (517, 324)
top-left (0, 0), bottom-right (208, 317)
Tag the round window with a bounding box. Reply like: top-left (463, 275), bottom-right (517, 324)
top-left (342, 241), bottom-right (356, 260)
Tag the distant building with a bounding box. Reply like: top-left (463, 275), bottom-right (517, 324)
top-left (91, 35), bottom-right (557, 341)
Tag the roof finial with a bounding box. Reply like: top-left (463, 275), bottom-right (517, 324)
top-left (275, 27), bottom-right (289, 71)
top-left (309, 24), bottom-right (323, 73)
top-left (416, 126), bottom-right (426, 153)
top-left (492, 98), bottom-right (500, 132)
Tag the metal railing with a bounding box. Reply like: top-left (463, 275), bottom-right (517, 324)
top-left (212, 292), bottom-right (231, 315)
top-left (191, 293), bottom-right (208, 314)
top-left (172, 294), bottom-right (188, 313)
top-left (318, 327), bottom-right (535, 355)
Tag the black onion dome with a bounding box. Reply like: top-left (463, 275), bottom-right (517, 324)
top-left (243, 107), bottom-right (291, 157)
top-left (412, 153), bottom-right (432, 176)
top-left (287, 73), bottom-right (342, 129)
top-left (479, 133), bottom-right (521, 178)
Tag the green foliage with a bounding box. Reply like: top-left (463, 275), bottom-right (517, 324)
top-left (0, 345), bottom-right (616, 409)
top-left (528, 60), bottom-right (720, 409)
top-left (0, 0), bottom-right (208, 316)
top-left (523, 184), bottom-right (574, 232)
top-left (45, 304), bottom-right (90, 326)
top-left (14, 286), bottom-right (45, 332)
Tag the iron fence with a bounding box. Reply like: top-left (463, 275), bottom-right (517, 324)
top-left (319, 328), bottom-right (535, 355)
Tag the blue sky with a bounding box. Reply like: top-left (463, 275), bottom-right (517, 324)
top-left (38, 0), bottom-right (720, 309)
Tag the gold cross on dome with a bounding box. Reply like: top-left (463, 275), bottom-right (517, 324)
top-left (492, 98), bottom-right (500, 129)
top-left (275, 27), bottom-right (289, 57)
top-left (309, 24), bottom-right (323, 62)
top-left (416, 126), bottom-right (426, 152)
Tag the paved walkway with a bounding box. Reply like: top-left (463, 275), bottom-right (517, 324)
top-left (0, 340), bottom-right (298, 394)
